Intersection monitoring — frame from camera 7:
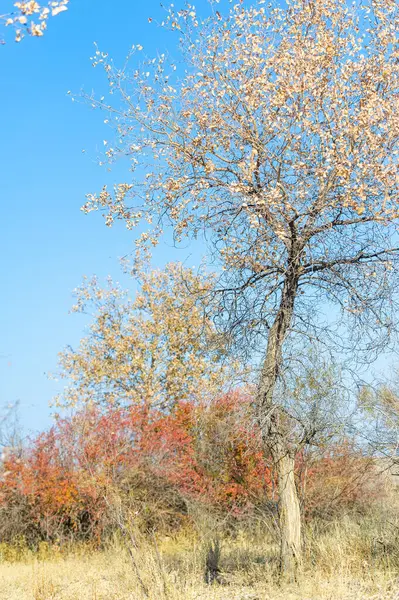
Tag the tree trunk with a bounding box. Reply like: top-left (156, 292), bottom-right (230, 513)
top-left (277, 452), bottom-right (302, 581)
top-left (256, 245), bottom-right (303, 580)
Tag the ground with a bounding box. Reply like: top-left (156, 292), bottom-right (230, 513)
top-left (1, 522), bottom-right (399, 600)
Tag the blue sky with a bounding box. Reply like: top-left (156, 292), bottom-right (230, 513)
top-left (0, 0), bottom-right (208, 436)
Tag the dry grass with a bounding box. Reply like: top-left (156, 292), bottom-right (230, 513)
top-left (0, 550), bottom-right (397, 600)
top-left (1, 507), bottom-right (399, 600)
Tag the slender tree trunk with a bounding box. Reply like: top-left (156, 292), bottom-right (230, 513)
top-left (277, 453), bottom-right (302, 580)
top-left (256, 247), bottom-right (303, 580)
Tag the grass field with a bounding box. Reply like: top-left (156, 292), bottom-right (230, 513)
top-left (0, 555), bottom-right (398, 600)
top-left (1, 510), bottom-right (399, 600)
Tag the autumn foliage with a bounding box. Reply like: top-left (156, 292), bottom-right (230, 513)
top-left (0, 392), bottom-right (269, 545)
top-left (82, 0), bottom-right (399, 575)
top-left (0, 390), bottom-right (380, 547)
top-left (0, 262), bottom-right (384, 549)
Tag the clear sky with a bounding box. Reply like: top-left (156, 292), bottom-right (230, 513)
top-left (0, 0), bottom-right (207, 436)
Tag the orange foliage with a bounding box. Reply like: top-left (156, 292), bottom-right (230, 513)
top-left (0, 392), bottom-right (272, 543)
top-left (0, 394), bottom-right (381, 545)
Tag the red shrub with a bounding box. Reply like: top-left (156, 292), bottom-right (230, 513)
top-left (0, 391), bottom-right (273, 543)
top-left (0, 394), bottom-right (382, 545)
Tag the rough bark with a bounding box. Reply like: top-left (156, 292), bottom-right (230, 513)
top-left (277, 453), bottom-right (302, 580)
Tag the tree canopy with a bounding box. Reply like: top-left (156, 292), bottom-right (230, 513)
top-left (55, 263), bottom-right (230, 411)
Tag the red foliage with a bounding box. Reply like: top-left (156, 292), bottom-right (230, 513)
top-left (0, 393), bottom-right (381, 545)
top-left (0, 392), bottom-right (272, 543)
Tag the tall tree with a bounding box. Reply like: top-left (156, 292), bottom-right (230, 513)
top-left (82, 0), bottom-right (399, 579)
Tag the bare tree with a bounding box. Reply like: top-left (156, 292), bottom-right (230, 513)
top-left (81, 0), bottom-right (399, 579)
top-left (0, 401), bottom-right (22, 458)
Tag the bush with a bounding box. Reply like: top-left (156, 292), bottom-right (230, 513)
top-left (297, 441), bottom-right (384, 520)
top-left (0, 394), bottom-right (387, 547)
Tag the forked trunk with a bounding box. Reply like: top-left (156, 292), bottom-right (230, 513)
top-left (277, 453), bottom-right (302, 581)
